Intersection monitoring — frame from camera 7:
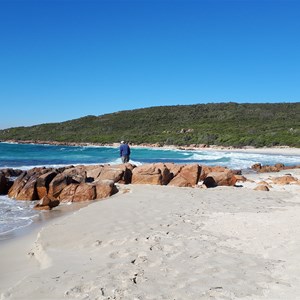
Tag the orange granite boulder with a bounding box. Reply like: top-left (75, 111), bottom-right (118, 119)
top-left (95, 164), bottom-right (133, 184)
top-left (8, 171), bottom-right (28, 199)
top-left (203, 170), bottom-right (237, 188)
top-left (58, 183), bottom-right (79, 202)
top-left (0, 172), bottom-right (8, 195)
top-left (94, 179), bottom-right (118, 199)
top-left (36, 170), bottom-right (58, 199)
top-left (254, 185), bottom-right (270, 191)
top-left (34, 195), bottom-right (60, 210)
top-left (85, 165), bottom-right (104, 180)
top-left (48, 173), bottom-right (69, 199)
top-left (271, 175), bottom-right (298, 185)
top-left (72, 183), bottom-right (97, 202)
top-left (169, 164), bottom-right (200, 187)
top-left (199, 165), bottom-right (228, 181)
top-left (62, 166), bottom-right (87, 183)
top-left (132, 164), bottom-right (163, 185)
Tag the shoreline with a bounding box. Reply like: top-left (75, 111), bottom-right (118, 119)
top-left (0, 201), bottom-right (90, 245)
top-left (1, 168), bottom-right (300, 299)
top-left (2, 139), bottom-right (300, 156)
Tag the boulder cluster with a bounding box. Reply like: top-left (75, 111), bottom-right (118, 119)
top-left (0, 163), bottom-right (240, 210)
top-left (251, 163), bottom-right (300, 173)
top-left (0, 162), bottom-right (299, 210)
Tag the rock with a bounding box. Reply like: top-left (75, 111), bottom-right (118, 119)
top-left (8, 171), bottom-right (28, 199)
top-left (85, 165), bottom-right (104, 180)
top-left (62, 166), bottom-right (87, 183)
top-left (0, 172), bottom-right (8, 194)
top-left (274, 163), bottom-right (285, 170)
top-left (260, 166), bottom-right (280, 173)
top-left (150, 163), bottom-right (173, 185)
top-left (73, 183), bottom-right (96, 202)
top-left (9, 167), bottom-right (53, 200)
top-left (48, 173), bottom-right (69, 199)
top-left (36, 170), bottom-right (58, 199)
top-left (132, 164), bottom-right (163, 185)
top-left (251, 163), bottom-right (262, 171)
top-left (97, 165), bottom-right (132, 184)
top-left (203, 171), bottom-right (237, 188)
top-left (58, 183), bottom-right (79, 202)
top-left (0, 168), bottom-right (23, 178)
top-left (234, 175), bottom-right (247, 182)
top-left (15, 173), bottom-right (41, 200)
top-left (257, 181), bottom-right (272, 188)
top-left (271, 175), bottom-right (298, 185)
top-left (254, 185), bottom-right (270, 191)
top-left (169, 164), bottom-right (200, 187)
top-left (34, 195), bottom-right (60, 210)
top-left (94, 180), bottom-right (118, 199)
top-left (251, 163), bottom-right (283, 173)
top-left (164, 163), bottom-right (184, 178)
top-left (199, 165), bottom-right (228, 181)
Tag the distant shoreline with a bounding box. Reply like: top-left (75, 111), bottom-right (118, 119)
top-left (1, 139), bottom-right (300, 156)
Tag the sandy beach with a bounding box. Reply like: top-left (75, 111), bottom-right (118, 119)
top-left (0, 167), bottom-right (300, 300)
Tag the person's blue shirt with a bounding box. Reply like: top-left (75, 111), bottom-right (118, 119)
top-left (120, 143), bottom-right (130, 156)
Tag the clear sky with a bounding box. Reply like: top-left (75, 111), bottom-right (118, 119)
top-left (0, 0), bottom-right (299, 129)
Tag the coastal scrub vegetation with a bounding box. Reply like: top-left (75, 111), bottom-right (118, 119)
top-left (0, 103), bottom-right (299, 147)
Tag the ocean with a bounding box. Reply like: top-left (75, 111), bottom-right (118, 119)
top-left (1, 142), bottom-right (300, 237)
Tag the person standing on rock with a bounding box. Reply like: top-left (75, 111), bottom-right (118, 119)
top-left (120, 141), bottom-right (131, 163)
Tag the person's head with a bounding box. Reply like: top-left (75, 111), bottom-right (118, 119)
top-left (120, 140), bottom-right (124, 144)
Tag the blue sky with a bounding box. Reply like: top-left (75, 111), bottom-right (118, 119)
top-left (0, 0), bottom-right (299, 129)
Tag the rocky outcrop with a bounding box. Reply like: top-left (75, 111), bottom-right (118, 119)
top-left (3, 161), bottom-right (271, 205)
top-left (94, 179), bottom-right (118, 199)
top-left (72, 183), bottom-right (97, 202)
top-left (0, 168), bottom-right (23, 178)
top-left (271, 175), bottom-right (299, 185)
top-left (0, 172), bottom-right (8, 194)
top-left (36, 170), bottom-right (58, 199)
top-left (34, 195), bottom-right (60, 210)
top-left (254, 185), bottom-right (270, 191)
top-left (3, 163), bottom-right (124, 204)
top-left (199, 166), bottom-right (228, 181)
top-left (132, 164), bottom-right (164, 185)
top-left (251, 163), bottom-right (300, 173)
top-left (8, 171), bottom-right (28, 199)
top-left (48, 173), bottom-right (69, 199)
top-left (203, 170), bottom-right (237, 188)
top-left (169, 164), bottom-right (200, 187)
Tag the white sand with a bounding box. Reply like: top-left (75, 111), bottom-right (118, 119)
top-left (133, 145), bottom-right (300, 157)
top-left (1, 169), bottom-right (300, 300)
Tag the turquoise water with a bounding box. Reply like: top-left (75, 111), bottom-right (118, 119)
top-left (0, 142), bottom-right (299, 236)
top-left (1, 142), bottom-right (299, 170)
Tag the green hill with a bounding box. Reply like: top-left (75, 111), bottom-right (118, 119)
top-left (1, 103), bottom-right (299, 147)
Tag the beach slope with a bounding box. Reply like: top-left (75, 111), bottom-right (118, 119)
top-left (1, 169), bottom-right (300, 299)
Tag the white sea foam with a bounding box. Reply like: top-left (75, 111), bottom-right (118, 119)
top-left (0, 195), bottom-right (39, 235)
